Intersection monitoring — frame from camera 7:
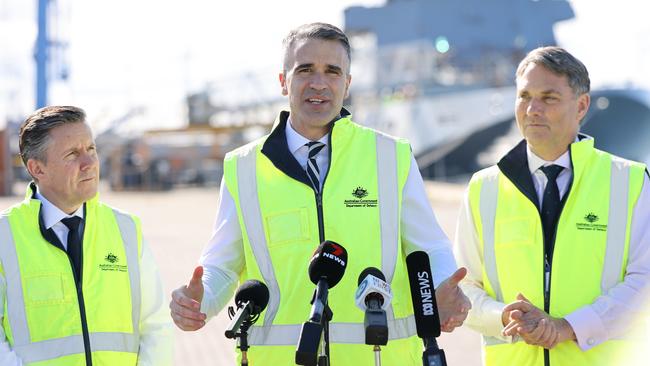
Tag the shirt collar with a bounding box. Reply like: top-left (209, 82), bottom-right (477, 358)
top-left (526, 137), bottom-right (577, 175)
top-left (285, 116), bottom-right (329, 155)
top-left (35, 185), bottom-right (84, 230)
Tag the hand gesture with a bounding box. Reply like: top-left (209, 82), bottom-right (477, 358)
top-left (170, 266), bottom-right (207, 331)
top-left (435, 267), bottom-right (471, 332)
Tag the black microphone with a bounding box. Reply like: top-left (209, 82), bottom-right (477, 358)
top-left (406, 251), bottom-right (447, 366)
top-left (355, 267), bottom-right (392, 345)
top-left (296, 241), bottom-right (348, 366)
top-left (224, 280), bottom-right (270, 339)
top-left (308, 240), bottom-right (347, 288)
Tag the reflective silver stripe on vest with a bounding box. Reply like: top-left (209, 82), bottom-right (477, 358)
top-left (247, 315), bottom-right (416, 345)
top-left (14, 333), bottom-right (139, 364)
top-left (0, 217), bottom-right (30, 345)
top-left (601, 160), bottom-right (631, 293)
top-left (375, 134), bottom-right (399, 283)
top-left (375, 134), bottom-right (400, 324)
top-left (0, 210), bottom-right (141, 363)
top-left (479, 174), bottom-right (502, 302)
top-left (113, 209), bottom-right (142, 341)
top-left (237, 148), bottom-right (282, 327)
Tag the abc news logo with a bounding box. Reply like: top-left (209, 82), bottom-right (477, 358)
top-left (417, 271), bottom-right (435, 316)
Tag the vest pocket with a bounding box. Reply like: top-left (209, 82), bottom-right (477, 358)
top-left (24, 273), bottom-right (74, 305)
top-left (265, 208), bottom-right (310, 247)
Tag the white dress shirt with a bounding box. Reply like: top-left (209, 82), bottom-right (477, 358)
top-left (455, 144), bottom-right (650, 350)
top-left (199, 119), bottom-right (458, 318)
top-left (0, 189), bottom-right (173, 366)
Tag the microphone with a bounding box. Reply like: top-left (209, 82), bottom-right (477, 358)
top-left (406, 251), bottom-right (447, 366)
top-left (308, 240), bottom-right (347, 288)
top-left (296, 241), bottom-right (348, 366)
top-left (355, 267), bottom-right (392, 345)
top-left (224, 280), bottom-right (270, 339)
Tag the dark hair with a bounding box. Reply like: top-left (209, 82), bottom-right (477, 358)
top-left (19, 105), bottom-right (86, 166)
top-left (282, 22), bottom-right (351, 72)
top-left (516, 46), bottom-right (590, 96)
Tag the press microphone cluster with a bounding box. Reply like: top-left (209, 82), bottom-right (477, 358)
top-left (406, 251), bottom-right (447, 366)
top-left (355, 267), bottom-right (392, 346)
top-left (296, 241), bottom-right (348, 366)
top-left (225, 279), bottom-right (270, 366)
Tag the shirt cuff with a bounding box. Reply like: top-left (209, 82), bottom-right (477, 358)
top-left (485, 302), bottom-right (517, 343)
top-left (564, 306), bottom-right (607, 350)
top-left (200, 285), bottom-right (215, 318)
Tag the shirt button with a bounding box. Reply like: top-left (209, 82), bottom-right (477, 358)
top-left (587, 338), bottom-right (595, 345)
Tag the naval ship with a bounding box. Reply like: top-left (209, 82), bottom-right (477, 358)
top-left (343, 0), bottom-right (650, 180)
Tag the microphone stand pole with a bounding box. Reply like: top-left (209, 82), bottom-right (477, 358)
top-left (373, 345), bottom-right (382, 366)
top-left (225, 301), bottom-right (254, 366)
top-left (239, 331), bottom-right (250, 366)
top-left (318, 303), bottom-right (332, 366)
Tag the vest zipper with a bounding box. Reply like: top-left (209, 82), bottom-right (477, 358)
top-left (69, 255), bottom-right (93, 366)
top-left (544, 175), bottom-right (572, 366)
top-left (316, 193), bottom-right (325, 243)
top-left (313, 133), bottom-right (333, 243)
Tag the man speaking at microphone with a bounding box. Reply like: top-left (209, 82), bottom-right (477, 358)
top-left (170, 22), bottom-right (470, 365)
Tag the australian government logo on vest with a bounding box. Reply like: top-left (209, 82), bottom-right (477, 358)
top-left (576, 212), bottom-right (607, 232)
top-left (344, 186), bottom-right (378, 208)
top-left (99, 252), bottom-right (128, 272)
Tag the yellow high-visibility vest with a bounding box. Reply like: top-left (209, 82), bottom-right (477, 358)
top-left (223, 115), bottom-right (424, 365)
top-left (0, 185), bottom-right (142, 365)
top-left (468, 138), bottom-right (646, 366)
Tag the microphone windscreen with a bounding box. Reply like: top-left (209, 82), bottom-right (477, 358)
top-left (357, 266), bottom-right (385, 285)
top-left (406, 251), bottom-right (441, 338)
top-left (234, 279), bottom-right (270, 315)
top-left (308, 240), bottom-right (348, 288)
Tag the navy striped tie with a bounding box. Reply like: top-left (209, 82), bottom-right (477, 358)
top-left (305, 141), bottom-right (325, 192)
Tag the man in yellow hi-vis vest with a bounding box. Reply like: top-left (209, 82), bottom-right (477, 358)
top-left (455, 46), bottom-right (650, 366)
top-left (170, 22), bottom-right (471, 365)
top-left (0, 106), bottom-right (172, 365)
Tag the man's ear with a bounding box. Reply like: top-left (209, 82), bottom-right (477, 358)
top-left (279, 72), bottom-right (288, 96)
top-left (576, 93), bottom-right (591, 122)
top-left (26, 159), bottom-right (45, 181)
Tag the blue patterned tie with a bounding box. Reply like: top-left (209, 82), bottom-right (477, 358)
top-left (305, 141), bottom-right (325, 192)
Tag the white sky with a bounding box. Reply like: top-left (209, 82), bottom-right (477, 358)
top-left (1, 0), bottom-right (649, 131)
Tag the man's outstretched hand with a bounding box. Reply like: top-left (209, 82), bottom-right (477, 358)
top-left (170, 266), bottom-right (207, 331)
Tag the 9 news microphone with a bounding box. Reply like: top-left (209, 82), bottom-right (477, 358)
top-left (355, 267), bottom-right (392, 345)
top-left (406, 251), bottom-right (447, 366)
top-left (295, 241), bottom-right (348, 366)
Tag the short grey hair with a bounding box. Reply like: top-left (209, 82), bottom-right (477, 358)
top-left (516, 46), bottom-right (590, 96)
top-left (19, 105), bottom-right (86, 166)
top-left (282, 22), bottom-right (351, 73)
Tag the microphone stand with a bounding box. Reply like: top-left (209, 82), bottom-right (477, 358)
top-left (226, 301), bottom-right (258, 366)
top-left (239, 332), bottom-right (250, 366)
top-left (318, 304), bottom-right (333, 366)
top-left (373, 345), bottom-right (382, 366)
top-left (421, 337), bottom-right (447, 366)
